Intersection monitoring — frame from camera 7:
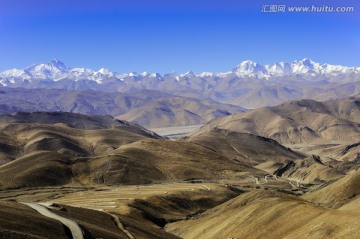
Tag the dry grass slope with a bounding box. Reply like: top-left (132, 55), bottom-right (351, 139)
top-left (166, 190), bottom-right (360, 239)
top-left (185, 128), bottom-right (303, 166)
top-left (275, 155), bottom-right (344, 183)
top-left (304, 170), bottom-right (360, 208)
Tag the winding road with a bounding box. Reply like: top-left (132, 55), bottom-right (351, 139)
top-left (21, 202), bottom-right (84, 239)
top-left (108, 213), bottom-right (136, 239)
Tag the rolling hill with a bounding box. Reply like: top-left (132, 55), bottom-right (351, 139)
top-left (0, 112), bottom-right (299, 189)
top-left (192, 96), bottom-right (360, 144)
top-left (184, 128), bottom-right (303, 165)
top-left (274, 155), bottom-right (344, 183)
top-left (166, 189), bottom-right (360, 239)
top-left (304, 170), bottom-right (360, 208)
top-left (0, 110), bottom-right (313, 190)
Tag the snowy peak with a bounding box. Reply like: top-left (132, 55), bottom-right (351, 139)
top-left (301, 58), bottom-right (318, 67)
top-left (149, 73), bottom-right (162, 78)
top-left (0, 69), bottom-right (27, 78)
top-left (180, 71), bottom-right (196, 78)
top-left (291, 58), bottom-right (321, 74)
top-left (233, 60), bottom-right (267, 75)
top-left (232, 59), bottom-right (359, 78)
top-left (48, 59), bottom-right (70, 71)
top-left (24, 59), bottom-right (70, 79)
top-left (27, 59), bottom-right (70, 72)
top-left (95, 68), bottom-right (113, 76)
top-left (266, 62), bottom-right (292, 75)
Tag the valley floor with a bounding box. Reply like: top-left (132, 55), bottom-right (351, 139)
top-left (1, 173), bottom-right (359, 239)
top-left (150, 125), bottom-right (203, 139)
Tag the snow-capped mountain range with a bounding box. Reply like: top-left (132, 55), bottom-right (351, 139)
top-left (233, 59), bottom-right (360, 78)
top-left (1, 58), bottom-right (359, 87)
top-left (1, 58), bottom-right (360, 109)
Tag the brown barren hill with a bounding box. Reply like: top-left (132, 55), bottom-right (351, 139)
top-left (274, 155), bottom-right (344, 183)
top-left (0, 112), bottom-right (163, 188)
top-left (166, 190), bottom-right (360, 239)
top-left (304, 169), bottom-right (360, 208)
top-left (192, 97), bottom-right (360, 144)
top-left (0, 112), bottom-right (268, 189)
top-left (107, 139), bottom-right (263, 183)
top-left (185, 128), bottom-right (303, 166)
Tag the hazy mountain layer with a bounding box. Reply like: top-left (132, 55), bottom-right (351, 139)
top-left (0, 87), bottom-right (245, 128)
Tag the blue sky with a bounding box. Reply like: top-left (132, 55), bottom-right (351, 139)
top-left (0, 0), bottom-right (359, 73)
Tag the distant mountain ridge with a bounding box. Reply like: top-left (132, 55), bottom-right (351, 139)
top-left (0, 87), bottom-right (245, 128)
top-left (1, 59), bottom-right (360, 108)
top-left (1, 58), bottom-right (359, 84)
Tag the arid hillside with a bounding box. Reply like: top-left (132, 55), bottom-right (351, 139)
top-left (192, 96), bottom-right (360, 144)
top-left (166, 189), bottom-right (360, 239)
top-left (0, 112), bottom-right (300, 189)
top-left (184, 128), bottom-right (303, 165)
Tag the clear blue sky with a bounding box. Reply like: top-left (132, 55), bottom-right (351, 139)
top-left (0, 0), bottom-right (359, 73)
